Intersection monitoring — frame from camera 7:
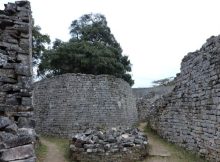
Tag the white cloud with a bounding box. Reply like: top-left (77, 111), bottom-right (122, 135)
top-left (1, 0), bottom-right (220, 87)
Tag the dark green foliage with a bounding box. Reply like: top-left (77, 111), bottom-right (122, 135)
top-left (152, 77), bottom-right (174, 86)
top-left (38, 13), bottom-right (134, 86)
top-left (70, 13), bottom-right (121, 50)
top-left (32, 23), bottom-right (50, 65)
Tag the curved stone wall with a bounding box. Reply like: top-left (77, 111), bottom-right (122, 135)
top-left (33, 73), bottom-right (137, 137)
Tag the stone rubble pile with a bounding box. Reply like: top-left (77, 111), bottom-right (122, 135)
top-left (0, 1), bottom-right (36, 162)
top-left (0, 116), bottom-right (36, 162)
top-left (70, 127), bottom-right (149, 162)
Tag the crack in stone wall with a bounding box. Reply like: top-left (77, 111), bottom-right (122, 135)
top-left (0, 1), bottom-right (36, 162)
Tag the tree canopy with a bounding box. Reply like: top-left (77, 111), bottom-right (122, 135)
top-left (38, 13), bottom-right (134, 86)
top-left (70, 13), bottom-right (121, 50)
top-left (32, 23), bottom-right (50, 65)
top-left (152, 77), bottom-right (174, 86)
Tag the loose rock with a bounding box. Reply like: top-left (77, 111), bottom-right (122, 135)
top-left (70, 127), bottom-right (149, 162)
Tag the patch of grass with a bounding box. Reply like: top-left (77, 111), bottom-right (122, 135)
top-left (42, 136), bottom-right (71, 162)
top-left (144, 124), bottom-right (208, 162)
top-left (36, 141), bottom-right (48, 162)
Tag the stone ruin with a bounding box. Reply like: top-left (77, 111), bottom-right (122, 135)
top-left (135, 35), bottom-right (220, 162)
top-left (70, 127), bottom-right (148, 162)
top-left (2, 1), bottom-right (220, 162)
top-left (133, 86), bottom-right (174, 121)
top-left (0, 1), bottom-right (36, 162)
top-left (33, 73), bottom-right (138, 137)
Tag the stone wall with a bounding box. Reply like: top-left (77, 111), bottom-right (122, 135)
top-left (0, 1), bottom-right (36, 162)
top-left (132, 86), bottom-right (174, 99)
top-left (133, 86), bottom-right (174, 121)
top-left (33, 73), bottom-right (137, 137)
top-left (147, 35), bottom-right (220, 161)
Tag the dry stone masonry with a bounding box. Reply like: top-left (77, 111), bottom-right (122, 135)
top-left (33, 73), bottom-right (138, 137)
top-left (0, 1), bottom-right (36, 162)
top-left (133, 86), bottom-right (174, 100)
top-left (142, 35), bottom-right (220, 162)
top-left (70, 127), bottom-right (149, 162)
top-left (133, 86), bottom-right (174, 121)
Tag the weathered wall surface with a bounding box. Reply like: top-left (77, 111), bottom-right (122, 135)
top-left (0, 1), bottom-right (36, 162)
top-left (148, 36), bottom-right (220, 161)
top-left (33, 73), bottom-right (137, 137)
top-left (133, 86), bottom-right (174, 99)
top-left (133, 86), bottom-right (174, 121)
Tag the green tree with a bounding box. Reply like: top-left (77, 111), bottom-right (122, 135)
top-left (38, 13), bottom-right (134, 86)
top-left (152, 77), bottom-right (174, 86)
top-left (70, 13), bottom-right (121, 50)
top-left (32, 24), bottom-right (50, 65)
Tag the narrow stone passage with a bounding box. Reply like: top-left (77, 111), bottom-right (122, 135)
top-left (40, 123), bottom-right (206, 162)
top-left (139, 123), bottom-right (207, 162)
top-left (41, 138), bottom-right (67, 162)
top-left (139, 123), bottom-right (171, 162)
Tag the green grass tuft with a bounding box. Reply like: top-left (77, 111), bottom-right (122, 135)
top-left (36, 141), bottom-right (48, 162)
top-left (144, 124), bottom-right (208, 162)
top-left (42, 136), bottom-right (72, 162)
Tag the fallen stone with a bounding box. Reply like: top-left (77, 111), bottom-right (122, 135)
top-left (5, 123), bottom-right (18, 134)
top-left (11, 157), bottom-right (36, 162)
top-left (70, 127), bottom-right (149, 162)
top-left (0, 144), bottom-right (35, 161)
top-left (0, 116), bottom-right (12, 129)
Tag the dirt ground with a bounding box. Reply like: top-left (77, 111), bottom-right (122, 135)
top-left (139, 122), bottom-right (172, 162)
top-left (41, 122), bottom-right (206, 162)
top-left (41, 138), bottom-right (67, 162)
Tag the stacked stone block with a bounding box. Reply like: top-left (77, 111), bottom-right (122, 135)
top-left (148, 35), bottom-right (220, 162)
top-left (0, 1), bottom-right (36, 162)
top-left (133, 86), bottom-right (174, 121)
top-left (70, 127), bottom-right (148, 162)
top-left (33, 73), bottom-right (138, 137)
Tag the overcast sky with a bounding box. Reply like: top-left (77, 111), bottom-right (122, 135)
top-left (1, 0), bottom-right (220, 87)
